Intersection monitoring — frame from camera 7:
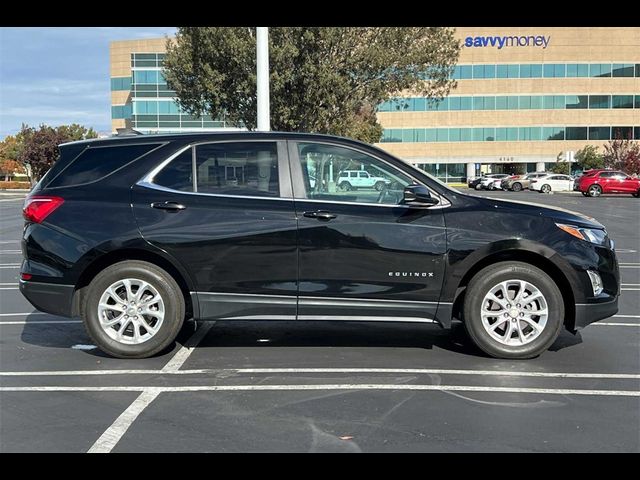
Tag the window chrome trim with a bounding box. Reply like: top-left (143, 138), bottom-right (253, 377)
top-left (138, 180), bottom-right (295, 202)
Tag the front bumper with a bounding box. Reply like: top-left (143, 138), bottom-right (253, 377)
top-left (19, 280), bottom-right (75, 318)
top-left (574, 298), bottom-right (618, 330)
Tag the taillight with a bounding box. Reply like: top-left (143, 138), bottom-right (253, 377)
top-left (20, 273), bottom-right (32, 281)
top-left (23, 196), bottom-right (64, 223)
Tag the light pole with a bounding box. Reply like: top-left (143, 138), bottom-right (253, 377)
top-left (256, 27), bottom-right (270, 131)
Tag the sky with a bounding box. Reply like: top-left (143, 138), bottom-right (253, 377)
top-left (0, 27), bottom-right (177, 139)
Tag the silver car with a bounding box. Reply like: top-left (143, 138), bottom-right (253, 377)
top-left (501, 172), bottom-right (549, 191)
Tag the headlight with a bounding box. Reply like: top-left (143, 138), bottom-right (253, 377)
top-left (556, 223), bottom-right (608, 246)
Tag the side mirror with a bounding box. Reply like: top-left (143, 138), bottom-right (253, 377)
top-left (403, 185), bottom-right (439, 205)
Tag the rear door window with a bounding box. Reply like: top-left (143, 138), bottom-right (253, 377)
top-left (152, 142), bottom-right (281, 198)
top-left (47, 143), bottom-right (161, 188)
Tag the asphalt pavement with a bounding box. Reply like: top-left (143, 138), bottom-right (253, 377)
top-left (0, 188), bottom-right (638, 452)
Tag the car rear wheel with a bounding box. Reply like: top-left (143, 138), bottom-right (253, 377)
top-left (374, 181), bottom-right (386, 192)
top-left (339, 181), bottom-right (353, 192)
top-left (475, 184), bottom-right (482, 190)
top-left (588, 185), bottom-right (602, 197)
top-left (81, 260), bottom-right (186, 359)
top-left (512, 183), bottom-right (522, 192)
top-left (462, 261), bottom-right (564, 359)
top-left (540, 184), bottom-right (551, 194)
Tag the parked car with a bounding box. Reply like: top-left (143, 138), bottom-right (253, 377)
top-left (501, 172), bottom-right (548, 191)
top-left (576, 169), bottom-right (640, 197)
top-left (467, 176), bottom-right (483, 190)
top-left (479, 173), bottom-right (509, 190)
top-left (529, 174), bottom-right (574, 193)
top-left (20, 132), bottom-right (619, 360)
top-left (337, 170), bottom-right (390, 191)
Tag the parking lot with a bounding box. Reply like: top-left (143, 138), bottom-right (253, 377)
top-left (0, 188), bottom-right (638, 452)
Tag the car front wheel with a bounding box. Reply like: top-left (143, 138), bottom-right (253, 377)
top-left (462, 261), bottom-right (564, 359)
top-left (512, 183), bottom-right (522, 192)
top-left (81, 260), bottom-right (186, 359)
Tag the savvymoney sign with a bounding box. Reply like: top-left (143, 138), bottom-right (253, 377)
top-left (464, 35), bottom-right (551, 49)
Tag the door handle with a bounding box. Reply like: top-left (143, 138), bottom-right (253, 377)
top-left (303, 210), bottom-right (337, 220)
top-left (151, 201), bottom-right (187, 212)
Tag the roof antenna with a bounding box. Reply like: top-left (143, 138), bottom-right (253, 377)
top-left (115, 127), bottom-right (143, 136)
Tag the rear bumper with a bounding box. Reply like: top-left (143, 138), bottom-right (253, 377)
top-left (19, 280), bottom-right (75, 318)
top-left (574, 298), bottom-right (618, 330)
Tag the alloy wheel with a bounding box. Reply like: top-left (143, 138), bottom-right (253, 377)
top-left (480, 279), bottom-right (548, 346)
top-left (97, 278), bottom-right (165, 345)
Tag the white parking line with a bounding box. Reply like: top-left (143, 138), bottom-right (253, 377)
top-left (161, 321), bottom-right (215, 372)
top-left (87, 390), bottom-right (160, 454)
top-left (1, 384), bottom-right (638, 397)
top-left (0, 320), bottom-right (82, 325)
top-left (87, 321), bottom-right (215, 454)
top-left (0, 265), bottom-right (20, 269)
top-left (1, 367), bottom-right (638, 379)
top-left (592, 323), bottom-right (640, 327)
top-left (0, 250), bottom-right (21, 254)
top-left (0, 287), bottom-right (18, 290)
top-left (0, 312), bottom-right (48, 317)
top-left (621, 288), bottom-right (640, 291)
top-left (614, 315), bottom-right (640, 318)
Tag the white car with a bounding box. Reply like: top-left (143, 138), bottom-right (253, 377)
top-left (480, 173), bottom-right (509, 190)
top-left (529, 174), bottom-right (574, 193)
top-left (337, 170), bottom-right (391, 191)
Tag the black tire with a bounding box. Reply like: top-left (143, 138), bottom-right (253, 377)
top-left (81, 260), bottom-right (186, 359)
top-left (339, 181), bottom-right (352, 192)
top-left (632, 189), bottom-right (639, 198)
top-left (512, 182), bottom-right (522, 192)
top-left (540, 184), bottom-right (551, 194)
top-left (462, 261), bottom-right (564, 359)
top-left (581, 191), bottom-right (589, 197)
top-left (374, 181), bottom-right (386, 192)
top-left (588, 185), bottom-right (602, 197)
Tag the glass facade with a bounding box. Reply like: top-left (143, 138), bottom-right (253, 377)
top-left (111, 53), bottom-right (232, 131)
top-left (378, 94), bottom-right (639, 112)
top-left (451, 62), bottom-right (640, 80)
top-left (381, 126), bottom-right (637, 143)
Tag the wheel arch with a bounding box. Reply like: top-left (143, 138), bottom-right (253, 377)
top-left (449, 249), bottom-right (576, 331)
top-left (71, 247), bottom-right (196, 319)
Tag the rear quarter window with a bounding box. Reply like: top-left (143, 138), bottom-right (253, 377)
top-left (46, 143), bottom-right (162, 188)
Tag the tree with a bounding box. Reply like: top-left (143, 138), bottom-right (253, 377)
top-left (163, 27), bottom-right (460, 143)
top-left (16, 124), bottom-right (98, 184)
top-left (574, 145), bottom-right (604, 171)
top-left (603, 135), bottom-right (640, 174)
top-left (549, 151), bottom-right (572, 175)
top-left (0, 135), bottom-right (27, 180)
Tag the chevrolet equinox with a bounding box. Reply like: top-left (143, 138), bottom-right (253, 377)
top-left (20, 132), bottom-right (620, 359)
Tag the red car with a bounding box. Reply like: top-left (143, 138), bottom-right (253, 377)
top-left (577, 169), bottom-right (640, 197)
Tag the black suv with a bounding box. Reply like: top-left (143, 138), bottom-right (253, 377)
top-left (20, 132), bottom-right (619, 359)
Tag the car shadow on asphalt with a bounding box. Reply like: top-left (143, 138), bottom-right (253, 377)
top-left (18, 315), bottom-right (583, 360)
top-left (190, 319), bottom-right (584, 359)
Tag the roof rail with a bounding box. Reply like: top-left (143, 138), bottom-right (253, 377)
top-left (115, 127), bottom-right (144, 136)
